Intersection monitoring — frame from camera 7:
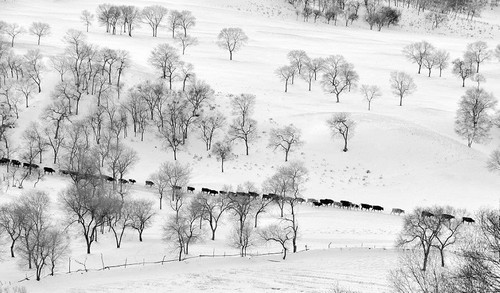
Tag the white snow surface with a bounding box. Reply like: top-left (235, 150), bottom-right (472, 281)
top-left (0, 0), bottom-right (500, 292)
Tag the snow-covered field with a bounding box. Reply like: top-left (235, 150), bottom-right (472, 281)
top-left (0, 0), bottom-right (499, 291)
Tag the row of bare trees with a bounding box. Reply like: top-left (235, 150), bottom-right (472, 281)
top-left (156, 160), bottom-right (309, 260)
top-left (403, 40), bottom-right (499, 88)
top-left (0, 191), bottom-right (69, 281)
top-left (92, 4), bottom-right (196, 38)
top-left (0, 21), bottom-right (51, 47)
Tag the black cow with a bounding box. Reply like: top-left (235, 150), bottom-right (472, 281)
top-left (23, 162), bottom-right (30, 168)
top-left (201, 187), bottom-right (210, 193)
top-left (320, 199), bottom-right (334, 206)
top-left (31, 164), bottom-right (39, 169)
top-left (441, 213), bottom-right (455, 220)
top-left (422, 211), bottom-right (434, 217)
top-left (361, 203), bottom-right (372, 211)
top-left (340, 200), bottom-right (352, 209)
top-left (263, 194), bottom-right (274, 201)
top-left (172, 185), bottom-right (182, 190)
top-left (209, 189), bottom-right (218, 195)
top-left (462, 217), bottom-right (475, 224)
top-left (43, 167), bottom-right (55, 174)
top-left (11, 160), bottom-right (21, 167)
top-left (372, 205), bottom-right (384, 212)
top-left (248, 192), bottom-right (259, 198)
top-left (119, 178), bottom-right (128, 184)
top-left (0, 158), bottom-right (10, 165)
top-left (187, 186), bottom-right (195, 192)
top-left (313, 201), bottom-right (323, 207)
top-left (107, 177), bottom-right (116, 183)
top-left (219, 190), bottom-right (227, 195)
top-left (391, 208), bottom-right (405, 215)
top-left (129, 179), bottom-right (136, 184)
top-left (145, 180), bottom-right (154, 187)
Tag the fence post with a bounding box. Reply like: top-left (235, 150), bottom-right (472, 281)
top-left (101, 253), bottom-right (105, 270)
top-left (68, 257), bottom-right (71, 274)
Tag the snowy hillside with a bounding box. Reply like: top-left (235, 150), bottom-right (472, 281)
top-left (0, 0), bottom-right (499, 291)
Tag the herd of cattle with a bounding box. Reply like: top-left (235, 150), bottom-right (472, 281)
top-left (0, 158), bottom-right (476, 223)
top-left (144, 182), bottom-right (408, 216)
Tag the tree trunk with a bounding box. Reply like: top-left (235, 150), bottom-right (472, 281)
top-left (283, 248), bottom-right (287, 260)
top-left (245, 140), bottom-right (249, 155)
top-left (229, 51), bottom-right (233, 61)
top-left (138, 230), bottom-right (143, 242)
top-left (221, 158), bottom-right (224, 173)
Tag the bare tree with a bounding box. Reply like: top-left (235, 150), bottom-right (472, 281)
top-left (97, 4), bottom-right (113, 33)
top-left (275, 65), bottom-right (295, 93)
top-left (390, 71), bottom-right (417, 106)
top-left (167, 10), bottom-right (182, 38)
top-left (140, 5), bottom-right (167, 37)
top-left (422, 51), bottom-right (437, 77)
top-left (228, 94), bottom-right (257, 155)
top-left (29, 22), bottom-right (50, 46)
top-left (198, 111), bottom-right (226, 151)
top-left (228, 193), bottom-right (256, 257)
top-left (129, 199), bottom-right (155, 242)
top-left (179, 62), bottom-right (196, 91)
top-left (80, 10), bottom-right (94, 32)
top-left (197, 193), bottom-right (232, 240)
top-left (434, 50), bottom-right (450, 77)
top-left (0, 202), bottom-right (25, 257)
top-left (120, 6), bottom-right (141, 37)
top-left (16, 78), bottom-right (36, 107)
top-left (432, 207), bottom-right (465, 267)
top-left (154, 161), bottom-right (191, 202)
top-left (465, 41), bottom-right (491, 73)
top-left (326, 112), bottom-right (355, 152)
top-left (178, 10), bottom-right (196, 37)
top-left (43, 99), bottom-right (71, 140)
top-left (50, 55), bottom-right (70, 82)
top-left (175, 34), bottom-right (198, 55)
top-left (452, 58), bottom-right (476, 87)
top-left (279, 161), bottom-right (307, 253)
top-left (360, 84), bottom-right (381, 111)
top-left (287, 50), bottom-right (309, 74)
top-left (163, 215), bottom-right (186, 261)
top-left (403, 41), bottom-right (435, 74)
top-left (321, 55), bottom-right (359, 103)
top-left (259, 224), bottom-right (293, 259)
top-left (47, 228), bottom-right (70, 277)
top-left (216, 27), bottom-right (248, 61)
top-left (396, 207), bottom-right (444, 271)
top-left (487, 148), bottom-right (500, 173)
top-left (211, 139), bottom-right (234, 173)
top-left (455, 87), bottom-right (497, 147)
top-left (44, 124), bottom-right (65, 164)
top-left (149, 43), bottom-right (181, 89)
top-left (108, 198), bottom-right (133, 248)
top-left (23, 49), bottom-right (44, 93)
top-left (180, 199), bottom-right (203, 254)
top-left (268, 124), bottom-right (303, 162)
top-left (59, 182), bottom-right (113, 254)
top-left (4, 23), bottom-right (25, 47)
